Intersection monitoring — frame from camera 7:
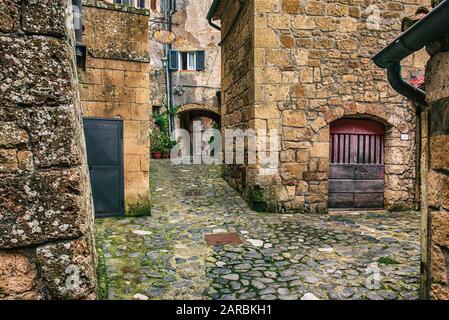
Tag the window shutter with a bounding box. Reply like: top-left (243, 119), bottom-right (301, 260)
top-left (169, 50), bottom-right (178, 71)
top-left (196, 50), bottom-right (205, 71)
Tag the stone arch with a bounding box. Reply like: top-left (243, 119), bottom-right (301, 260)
top-left (176, 103), bottom-right (221, 119)
top-left (174, 104), bottom-right (222, 157)
top-left (316, 105), bottom-right (416, 211)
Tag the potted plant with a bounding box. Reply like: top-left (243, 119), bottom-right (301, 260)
top-left (150, 129), bottom-right (165, 159)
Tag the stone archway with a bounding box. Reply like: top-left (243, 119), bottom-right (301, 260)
top-left (174, 104), bottom-right (221, 157)
top-left (319, 105), bottom-right (417, 211)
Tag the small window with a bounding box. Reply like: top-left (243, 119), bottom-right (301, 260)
top-left (179, 52), bottom-right (196, 71)
top-left (168, 50), bottom-right (206, 71)
top-left (150, 0), bottom-right (157, 10)
top-left (114, 0), bottom-right (132, 5)
top-left (137, 0), bottom-right (146, 8)
top-left (153, 106), bottom-right (162, 115)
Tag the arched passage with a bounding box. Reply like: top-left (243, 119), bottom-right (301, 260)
top-left (329, 118), bottom-right (386, 209)
top-left (175, 106), bottom-right (221, 157)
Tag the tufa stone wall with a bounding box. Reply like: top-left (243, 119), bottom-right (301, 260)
top-left (80, 0), bottom-right (152, 211)
top-left (423, 47), bottom-right (449, 300)
top-left (0, 0), bottom-right (97, 299)
top-left (217, 0), bottom-right (427, 213)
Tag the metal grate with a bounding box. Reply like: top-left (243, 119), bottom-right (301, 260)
top-left (330, 133), bottom-right (384, 164)
top-left (204, 233), bottom-right (243, 246)
top-left (184, 190), bottom-right (203, 197)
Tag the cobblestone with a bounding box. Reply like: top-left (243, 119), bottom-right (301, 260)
top-left (96, 160), bottom-right (421, 300)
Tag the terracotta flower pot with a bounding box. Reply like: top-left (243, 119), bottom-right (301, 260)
top-left (152, 151), bottom-right (162, 159)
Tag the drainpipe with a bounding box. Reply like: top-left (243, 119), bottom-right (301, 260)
top-left (163, 0), bottom-right (173, 134)
top-left (72, 0), bottom-right (86, 68)
top-left (207, 0), bottom-right (222, 31)
top-left (373, 0), bottom-right (449, 107)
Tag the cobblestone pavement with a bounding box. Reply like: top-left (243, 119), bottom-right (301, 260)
top-left (96, 159), bottom-right (421, 300)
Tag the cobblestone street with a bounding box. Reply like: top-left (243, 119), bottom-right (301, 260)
top-left (96, 160), bottom-right (421, 300)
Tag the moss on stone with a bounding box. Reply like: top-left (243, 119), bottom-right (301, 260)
top-left (95, 246), bottom-right (108, 300)
top-left (126, 202), bottom-right (152, 217)
top-left (379, 256), bottom-right (400, 265)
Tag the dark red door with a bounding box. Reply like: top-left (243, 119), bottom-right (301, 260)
top-left (328, 119), bottom-right (385, 209)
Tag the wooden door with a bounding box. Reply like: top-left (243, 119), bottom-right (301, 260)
top-left (328, 119), bottom-right (385, 209)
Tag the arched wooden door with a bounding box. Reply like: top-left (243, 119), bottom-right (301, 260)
top-left (329, 119), bottom-right (385, 209)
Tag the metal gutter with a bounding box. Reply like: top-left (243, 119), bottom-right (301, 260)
top-left (373, 0), bottom-right (449, 106)
top-left (207, 0), bottom-right (222, 30)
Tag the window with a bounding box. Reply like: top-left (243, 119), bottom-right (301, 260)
top-left (179, 52), bottom-right (196, 71)
top-left (114, 0), bottom-right (131, 5)
top-left (150, 0), bottom-right (157, 10)
top-left (168, 50), bottom-right (206, 71)
top-left (114, 0), bottom-right (146, 8)
top-left (153, 106), bottom-right (162, 115)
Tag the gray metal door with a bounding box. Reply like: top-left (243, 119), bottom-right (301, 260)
top-left (84, 118), bottom-right (124, 217)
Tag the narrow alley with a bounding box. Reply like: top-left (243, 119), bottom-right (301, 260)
top-left (96, 160), bottom-right (420, 300)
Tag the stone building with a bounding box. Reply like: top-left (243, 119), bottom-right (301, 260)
top-left (0, 0), bottom-right (97, 299)
top-left (425, 47), bottom-right (449, 299)
top-left (209, 0), bottom-right (427, 213)
top-left (374, 0), bottom-right (449, 300)
top-left (79, 0), bottom-right (152, 215)
top-left (147, 0), bottom-right (221, 155)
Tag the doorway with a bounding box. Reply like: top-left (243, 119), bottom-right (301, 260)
top-left (84, 118), bottom-right (125, 217)
top-left (328, 119), bottom-right (385, 209)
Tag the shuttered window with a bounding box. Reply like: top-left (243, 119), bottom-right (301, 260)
top-left (196, 50), bottom-right (206, 71)
top-left (169, 50), bottom-right (179, 70)
top-left (168, 50), bottom-right (206, 71)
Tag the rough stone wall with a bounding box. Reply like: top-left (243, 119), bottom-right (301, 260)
top-left (424, 48), bottom-right (449, 300)
top-left (80, 0), bottom-right (152, 210)
top-left (219, 0), bottom-right (260, 205)
top-left (219, 0), bottom-right (426, 213)
top-left (0, 0), bottom-right (97, 299)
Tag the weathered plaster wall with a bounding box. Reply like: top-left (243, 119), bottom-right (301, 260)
top-left (218, 0), bottom-right (426, 213)
top-left (80, 0), bottom-right (152, 210)
top-left (171, 0), bottom-right (221, 109)
top-left (424, 47), bottom-right (449, 300)
top-left (0, 0), bottom-right (97, 299)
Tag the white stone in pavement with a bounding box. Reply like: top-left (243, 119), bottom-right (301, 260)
top-left (301, 293), bottom-right (320, 300)
top-left (133, 294), bottom-right (149, 300)
top-left (132, 230), bottom-right (153, 236)
top-left (318, 247), bottom-right (334, 253)
top-left (213, 229), bottom-right (227, 233)
top-left (247, 239), bottom-right (264, 247)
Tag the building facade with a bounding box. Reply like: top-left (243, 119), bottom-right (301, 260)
top-left (210, 0), bottom-right (427, 213)
top-left (80, 0), bottom-right (152, 214)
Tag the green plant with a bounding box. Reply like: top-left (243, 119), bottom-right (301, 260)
top-left (378, 256), bottom-right (400, 265)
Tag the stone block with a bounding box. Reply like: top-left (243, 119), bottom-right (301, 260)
top-left (23, 0), bottom-right (67, 36)
top-left (0, 36), bottom-right (75, 107)
top-left (283, 110), bottom-right (307, 127)
top-left (281, 163), bottom-right (308, 181)
top-left (0, 0), bottom-right (20, 33)
top-left (0, 149), bottom-right (18, 173)
top-left (0, 169), bottom-right (89, 248)
top-left (0, 122), bottom-right (28, 147)
top-left (20, 106), bottom-right (82, 168)
top-left (0, 251), bottom-right (37, 297)
top-left (431, 135), bottom-right (449, 172)
top-left (432, 211), bottom-right (449, 247)
top-left (36, 238), bottom-right (97, 300)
